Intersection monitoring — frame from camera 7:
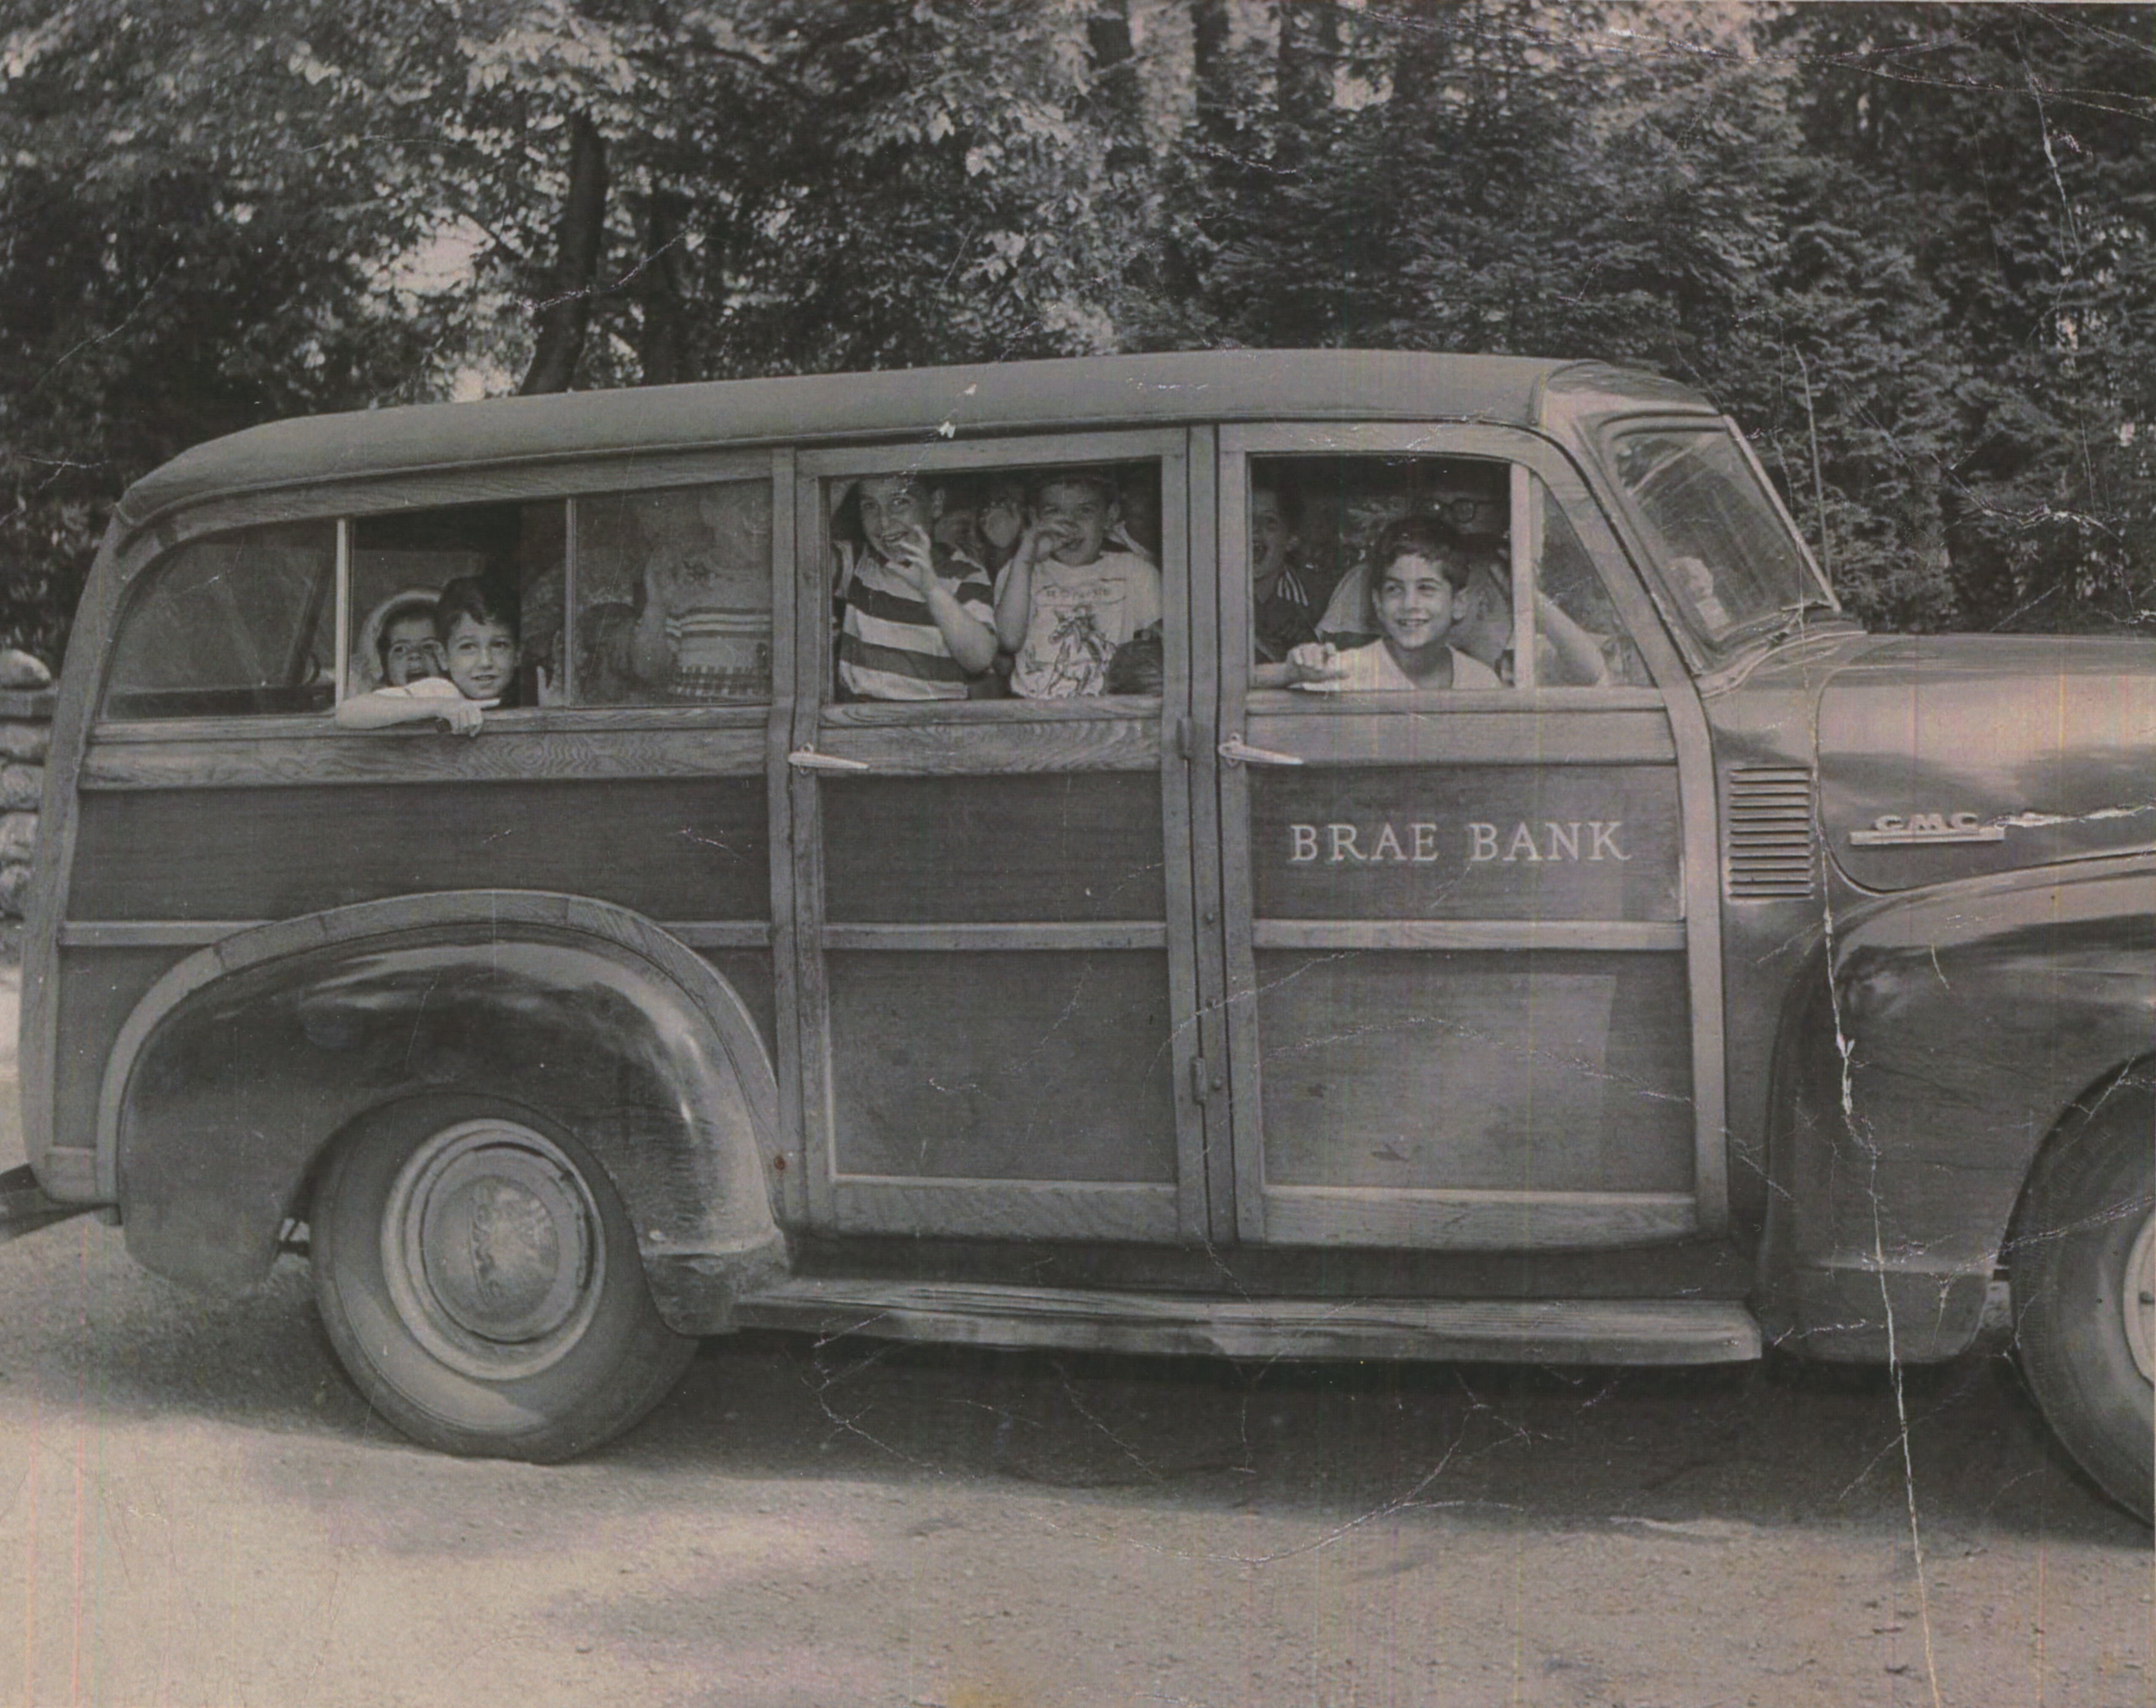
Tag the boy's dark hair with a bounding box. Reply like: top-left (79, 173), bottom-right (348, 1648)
top-left (1253, 473), bottom-right (1304, 532)
top-left (434, 575), bottom-right (520, 643)
top-left (1372, 514), bottom-right (1472, 591)
top-left (1031, 468), bottom-right (1117, 509)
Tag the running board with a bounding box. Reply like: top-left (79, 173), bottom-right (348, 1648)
top-left (735, 1279), bottom-right (1762, 1366)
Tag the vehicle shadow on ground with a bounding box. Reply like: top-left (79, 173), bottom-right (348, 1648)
top-left (10, 1229), bottom-right (2131, 1549)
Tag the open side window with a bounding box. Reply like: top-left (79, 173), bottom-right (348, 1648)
top-left (1245, 453), bottom-right (1649, 698)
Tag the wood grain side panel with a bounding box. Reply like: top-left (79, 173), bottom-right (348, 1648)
top-left (827, 1182), bottom-right (1182, 1242)
top-left (822, 773), bottom-right (1167, 923)
top-left (1259, 1189), bottom-right (1697, 1250)
top-left (1253, 948), bottom-right (1695, 1195)
top-left (80, 722), bottom-right (766, 789)
top-left (1249, 764), bottom-right (1684, 922)
top-left (1244, 703), bottom-right (1676, 764)
top-left (813, 716), bottom-right (1160, 776)
top-left (826, 950), bottom-right (1179, 1185)
top-left (69, 777), bottom-right (771, 922)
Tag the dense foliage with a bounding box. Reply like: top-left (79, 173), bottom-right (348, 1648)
top-left (2, 0), bottom-right (2149, 658)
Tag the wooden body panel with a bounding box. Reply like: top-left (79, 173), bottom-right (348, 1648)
top-left (70, 775), bottom-right (771, 922)
top-left (822, 772), bottom-right (1164, 923)
top-left (788, 429), bottom-right (1206, 1242)
top-left (1213, 424), bottom-right (1709, 1250)
top-left (826, 950), bottom-right (1179, 1183)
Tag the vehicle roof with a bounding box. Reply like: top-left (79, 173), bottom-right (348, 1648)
top-left (119, 349), bottom-right (1712, 527)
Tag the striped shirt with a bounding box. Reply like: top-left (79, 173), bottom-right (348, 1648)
top-left (837, 549), bottom-right (996, 701)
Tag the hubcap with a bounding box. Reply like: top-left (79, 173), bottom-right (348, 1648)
top-left (2126, 1210), bottom-right (2156, 1387)
top-left (381, 1119), bottom-right (605, 1381)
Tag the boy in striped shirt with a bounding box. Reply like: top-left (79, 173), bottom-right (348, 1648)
top-left (837, 474), bottom-right (999, 700)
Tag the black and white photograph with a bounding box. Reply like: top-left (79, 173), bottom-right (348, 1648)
top-left (0, 2), bottom-right (2150, 1702)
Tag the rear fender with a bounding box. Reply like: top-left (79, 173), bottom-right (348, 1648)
top-left (1759, 858), bottom-right (2156, 1360)
top-left (105, 893), bottom-right (785, 1333)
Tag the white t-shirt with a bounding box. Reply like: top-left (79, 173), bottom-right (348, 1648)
top-left (1293, 640), bottom-right (1501, 693)
top-left (999, 550), bottom-right (1163, 699)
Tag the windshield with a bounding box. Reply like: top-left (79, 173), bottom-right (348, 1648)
top-left (1606, 426), bottom-right (1836, 661)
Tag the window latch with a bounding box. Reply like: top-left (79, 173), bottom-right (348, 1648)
top-left (787, 746), bottom-right (872, 773)
top-left (1217, 733), bottom-right (1303, 768)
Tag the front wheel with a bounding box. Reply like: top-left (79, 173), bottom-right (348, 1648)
top-left (2009, 1069), bottom-right (2156, 1523)
top-left (311, 1097), bottom-right (696, 1461)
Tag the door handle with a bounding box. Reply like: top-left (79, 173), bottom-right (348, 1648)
top-left (787, 746), bottom-right (872, 773)
top-left (1217, 733), bottom-right (1303, 768)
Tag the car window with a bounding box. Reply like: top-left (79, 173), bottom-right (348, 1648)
top-left (1249, 454), bottom-right (1647, 693)
top-left (826, 459), bottom-right (1163, 704)
top-left (104, 521), bottom-right (337, 719)
top-left (573, 482), bottom-right (774, 705)
top-left (1606, 426), bottom-right (1827, 658)
top-left (348, 501), bottom-right (566, 709)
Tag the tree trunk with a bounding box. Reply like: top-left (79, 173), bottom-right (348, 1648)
top-left (1086, 0), bottom-right (1143, 168)
top-left (519, 110), bottom-right (609, 396)
top-left (1191, 0), bottom-right (1231, 141)
top-left (635, 188), bottom-right (691, 386)
top-left (1275, 0), bottom-right (1336, 157)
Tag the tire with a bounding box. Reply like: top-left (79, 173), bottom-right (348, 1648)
top-left (310, 1095), bottom-right (697, 1461)
top-left (2009, 1069), bottom-right (2156, 1523)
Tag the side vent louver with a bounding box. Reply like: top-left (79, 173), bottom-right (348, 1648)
top-left (1725, 766), bottom-right (1817, 899)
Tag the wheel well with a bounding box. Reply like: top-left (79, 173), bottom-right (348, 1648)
top-left (107, 897), bottom-right (783, 1310)
top-left (2004, 1053), bottom-right (2156, 1263)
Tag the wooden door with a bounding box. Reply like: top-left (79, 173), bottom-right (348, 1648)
top-left (1212, 425), bottom-right (1729, 1249)
top-left (786, 432), bottom-right (1212, 1242)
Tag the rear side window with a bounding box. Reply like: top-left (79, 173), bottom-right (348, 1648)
top-left (572, 482), bottom-right (774, 705)
top-left (104, 522), bottom-right (337, 719)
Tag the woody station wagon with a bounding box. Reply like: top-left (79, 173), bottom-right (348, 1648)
top-left (8, 352), bottom-right (2153, 1517)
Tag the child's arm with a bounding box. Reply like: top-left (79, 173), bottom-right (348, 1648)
top-left (891, 529), bottom-right (997, 675)
top-left (334, 685), bottom-right (485, 736)
top-left (1271, 641), bottom-right (1347, 689)
top-left (1533, 592), bottom-right (1613, 688)
top-left (994, 527), bottom-right (1049, 653)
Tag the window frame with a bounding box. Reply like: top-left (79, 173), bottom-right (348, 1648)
top-left (93, 449), bottom-right (786, 738)
top-left (96, 518), bottom-right (344, 725)
top-left (797, 431), bottom-right (1186, 729)
top-left (1223, 421), bottom-right (1688, 720)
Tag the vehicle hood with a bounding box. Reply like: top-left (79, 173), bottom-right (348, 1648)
top-left (1816, 634), bottom-right (2156, 892)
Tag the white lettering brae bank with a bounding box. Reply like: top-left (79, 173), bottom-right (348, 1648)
top-left (1288, 820), bottom-right (1629, 865)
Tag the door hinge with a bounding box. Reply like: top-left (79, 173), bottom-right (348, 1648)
top-left (1189, 1055), bottom-right (1210, 1105)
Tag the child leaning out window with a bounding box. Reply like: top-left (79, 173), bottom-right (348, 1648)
top-left (335, 576), bottom-right (523, 736)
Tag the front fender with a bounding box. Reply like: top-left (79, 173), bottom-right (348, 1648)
top-left (1760, 856), bottom-right (2156, 1360)
top-left (106, 893), bottom-right (785, 1333)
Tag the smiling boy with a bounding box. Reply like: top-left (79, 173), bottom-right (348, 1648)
top-left (994, 470), bottom-right (1162, 699)
top-left (334, 576), bottom-right (521, 735)
top-left (1279, 514), bottom-right (1500, 692)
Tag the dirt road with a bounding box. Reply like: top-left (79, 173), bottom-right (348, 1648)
top-left (0, 975), bottom-right (2145, 1706)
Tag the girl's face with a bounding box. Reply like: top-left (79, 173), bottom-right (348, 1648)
top-left (381, 613), bottom-right (442, 686)
top-left (443, 613), bottom-right (518, 701)
top-left (1375, 553), bottom-right (1461, 655)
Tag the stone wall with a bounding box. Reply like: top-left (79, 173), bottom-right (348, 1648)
top-left (0, 651), bottom-right (55, 920)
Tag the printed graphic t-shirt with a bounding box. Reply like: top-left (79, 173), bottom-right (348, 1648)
top-left (1000, 550), bottom-right (1163, 699)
